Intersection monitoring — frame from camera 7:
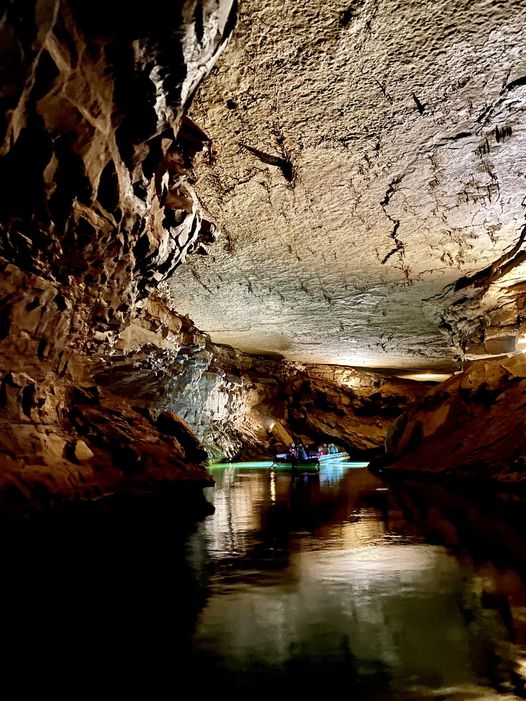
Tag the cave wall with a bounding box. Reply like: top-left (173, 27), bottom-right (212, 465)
top-left (96, 300), bottom-right (427, 461)
top-left (4, 0), bottom-right (523, 505)
top-left (0, 0), bottom-right (420, 509)
top-left (0, 0), bottom-right (236, 511)
top-left (383, 354), bottom-right (526, 483)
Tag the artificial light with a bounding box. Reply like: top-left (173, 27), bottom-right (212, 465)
top-left (397, 372), bottom-right (451, 383)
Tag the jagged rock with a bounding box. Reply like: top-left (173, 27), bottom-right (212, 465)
top-left (3, 0), bottom-right (526, 506)
top-left (383, 354), bottom-right (526, 482)
top-left (0, 0), bottom-right (236, 512)
top-left (96, 302), bottom-right (427, 461)
top-left (1, 0), bottom-right (237, 342)
top-left (156, 411), bottom-right (208, 464)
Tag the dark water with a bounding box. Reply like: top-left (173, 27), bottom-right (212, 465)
top-left (1, 465), bottom-right (526, 699)
top-left (184, 464), bottom-right (526, 700)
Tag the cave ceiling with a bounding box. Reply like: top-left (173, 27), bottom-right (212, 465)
top-left (164, 0), bottom-right (526, 371)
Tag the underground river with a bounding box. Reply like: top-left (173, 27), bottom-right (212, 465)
top-left (186, 463), bottom-right (526, 699)
top-left (1, 463), bottom-right (526, 699)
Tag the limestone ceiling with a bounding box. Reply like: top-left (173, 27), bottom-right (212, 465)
top-left (165, 0), bottom-right (526, 371)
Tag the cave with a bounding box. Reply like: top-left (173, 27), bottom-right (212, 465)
top-left (2, 0), bottom-right (526, 697)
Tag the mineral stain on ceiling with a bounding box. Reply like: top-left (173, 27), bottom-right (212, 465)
top-left (164, 0), bottom-right (526, 371)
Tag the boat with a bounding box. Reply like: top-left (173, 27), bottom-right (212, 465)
top-left (271, 450), bottom-right (350, 471)
top-left (318, 451), bottom-right (350, 463)
top-left (208, 459), bottom-right (320, 474)
top-left (272, 453), bottom-right (320, 471)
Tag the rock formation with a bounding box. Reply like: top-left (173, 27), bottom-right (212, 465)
top-left (0, 0), bottom-right (422, 513)
top-left (0, 0), bottom-right (236, 512)
top-left (383, 354), bottom-right (526, 483)
top-left (166, 0), bottom-right (526, 373)
top-left (96, 299), bottom-right (426, 460)
top-left (3, 0), bottom-right (526, 510)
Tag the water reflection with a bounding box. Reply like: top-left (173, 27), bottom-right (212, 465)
top-left (186, 466), bottom-right (526, 699)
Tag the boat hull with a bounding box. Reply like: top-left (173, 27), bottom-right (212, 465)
top-left (272, 455), bottom-right (320, 471)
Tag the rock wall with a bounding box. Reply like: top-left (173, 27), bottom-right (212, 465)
top-left (383, 354), bottom-right (526, 483)
top-left (96, 301), bottom-right (427, 461)
top-left (0, 0), bottom-right (236, 512)
top-left (0, 0), bottom-right (420, 509)
top-left (5, 0), bottom-right (521, 508)
top-left (284, 364), bottom-right (427, 457)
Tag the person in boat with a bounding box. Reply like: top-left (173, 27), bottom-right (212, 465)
top-left (288, 442), bottom-right (297, 459)
top-left (297, 441), bottom-right (308, 461)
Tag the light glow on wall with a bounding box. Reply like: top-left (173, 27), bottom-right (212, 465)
top-left (396, 373), bottom-right (451, 383)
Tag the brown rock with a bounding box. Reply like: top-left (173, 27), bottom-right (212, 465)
top-left (384, 355), bottom-right (526, 481)
top-left (74, 440), bottom-right (94, 462)
top-left (156, 411), bottom-right (208, 464)
top-left (0, 1), bottom-right (235, 512)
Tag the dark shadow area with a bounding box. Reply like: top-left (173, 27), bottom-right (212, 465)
top-left (0, 488), bottom-right (212, 695)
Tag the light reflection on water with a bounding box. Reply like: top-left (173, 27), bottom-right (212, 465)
top-left (186, 465), bottom-right (526, 700)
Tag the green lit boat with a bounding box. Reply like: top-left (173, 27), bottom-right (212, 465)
top-left (272, 453), bottom-right (320, 471)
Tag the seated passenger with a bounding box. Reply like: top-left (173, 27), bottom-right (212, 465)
top-left (297, 442), bottom-right (308, 461)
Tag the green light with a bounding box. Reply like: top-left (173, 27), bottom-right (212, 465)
top-left (208, 461), bottom-right (275, 470)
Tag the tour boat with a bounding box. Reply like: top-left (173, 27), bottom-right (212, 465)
top-left (272, 453), bottom-right (320, 471)
top-left (318, 451), bottom-right (350, 463)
